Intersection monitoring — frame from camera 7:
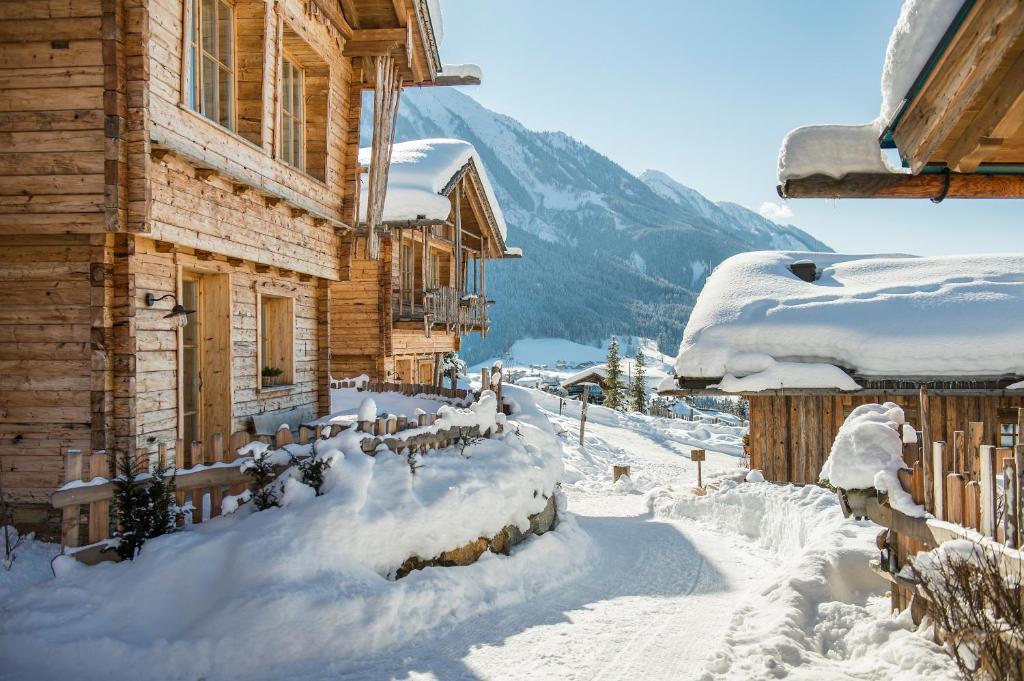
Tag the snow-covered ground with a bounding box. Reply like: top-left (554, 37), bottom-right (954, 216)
top-left (0, 386), bottom-right (955, 680)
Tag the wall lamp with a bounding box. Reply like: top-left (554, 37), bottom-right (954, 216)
top-left (145, 293), bottom-right (195, 328)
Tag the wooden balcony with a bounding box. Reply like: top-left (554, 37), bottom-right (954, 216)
top-left (393, 286), bottom-right (491, 333)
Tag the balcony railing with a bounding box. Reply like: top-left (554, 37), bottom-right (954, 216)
top-left (396, 286), bottom-right (491, 332)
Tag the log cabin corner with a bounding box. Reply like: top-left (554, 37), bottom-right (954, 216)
top-left (0, 0), bottom-right (506, 539)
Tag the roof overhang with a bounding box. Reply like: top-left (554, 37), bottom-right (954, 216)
top-left (781, 0), bottom-right (1024, 200)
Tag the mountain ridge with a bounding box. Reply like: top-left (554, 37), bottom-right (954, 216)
top-left (361, 89), bottom-right (830, 363)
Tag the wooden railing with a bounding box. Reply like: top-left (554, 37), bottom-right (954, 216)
top-left (332, 378), bottom-right (473, 401)
top-left (425, 286), bottom-right (460, 325)
top-left (460, 294), bottom-right (489, 331)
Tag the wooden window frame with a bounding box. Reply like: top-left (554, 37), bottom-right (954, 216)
top-left (279, 50), bottom-right (306, 172)
top-left (184, 0), bottom-right (237, 131)
top-left (256, 291), bottom-right (296, 392)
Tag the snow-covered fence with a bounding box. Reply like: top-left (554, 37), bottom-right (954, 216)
top-left (51, 390), bottom-right (509, 553)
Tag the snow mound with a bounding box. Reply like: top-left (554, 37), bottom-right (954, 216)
top-left (359, 138), bottom-right (507, 240)
top-left (820, 402), bottom-right (905, 489)
top-left (674, 251), bottom-right (1024, 389)
top-left (649, 481), bottom-right (958, 680)
top-left (0, 387), bottom-right (587, 681)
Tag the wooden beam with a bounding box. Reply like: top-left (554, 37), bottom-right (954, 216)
top-left (778, 172), bottom-right (1024, 199)
top-left (894, 0), bottom-right (1024, 173)
top-left (339, 0), bottom-right (360, 28)
top-left (946, 47), bottom-right (1024, 173)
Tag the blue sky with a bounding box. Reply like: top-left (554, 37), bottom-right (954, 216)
top-left (438, 0), bottom-right (1023, 255)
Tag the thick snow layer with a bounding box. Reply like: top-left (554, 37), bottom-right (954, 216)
top-left (675, 251), bottom-right (1024, 389)
top-left (441, 63), bottom-right (482, 80)
top-left (777, 122), bottom-right (898, 182)
top-left (820, 403), bottom-right (906, 489)
top-left (649, 481), bottom-right (958, 679)
top-left (0, 386), bottom-right (580, 680)
top-left (778, 0), bottom-right (962, 182)
top-left (359, 138), bottom-right (507, 240)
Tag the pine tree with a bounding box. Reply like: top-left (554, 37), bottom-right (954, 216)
top-left (604, 336), bottom-right (624, 411)
top-left (630, 349), bottom-right (647, 414)
top-left (111, 452), bottom-right (150, 560)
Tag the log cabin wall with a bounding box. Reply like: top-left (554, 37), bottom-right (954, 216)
top-left (748, 393), bottom-right (1024, 484)
top-left (329, 236), bottom-right (389, 381)
top-left (133, 238), bottom-right (322, 456)
top-left (0, 236), bottom-right (94, 534)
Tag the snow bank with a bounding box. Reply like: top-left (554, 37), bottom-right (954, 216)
top-left (778, 0), bottom-right (963, 182)
top-left (674, 251), bottom-right (1024, 389)
top-left (649, 482), bottom-right (958, 679)
top-left (358, 139), bottom-right (507, 240)
top-left (0, 387), bottom-right (587, 681)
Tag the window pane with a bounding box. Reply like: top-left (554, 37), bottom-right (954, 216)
top-left (219, 65), bottom-right (232, 128)
top-left (201, 0), bottom-right (215, 50)
top-left (217, 0), bottom-right (232, 67)
top-left (202, 55), bottom-right (216, 118)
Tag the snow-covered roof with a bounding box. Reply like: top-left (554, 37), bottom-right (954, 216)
top-left (777, 0), bottom-right (962, 182)
top-left (359, 138), bottom-right (507, 242)
top-left (673, 251), bottom-right (1024, 393)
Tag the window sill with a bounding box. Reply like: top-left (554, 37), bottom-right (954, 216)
top-left (258, 383), bottom-right (297, 394)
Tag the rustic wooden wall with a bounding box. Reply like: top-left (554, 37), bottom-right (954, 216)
top-left (0, 0), bottom-right (107, 235)
top-left (134, 238), bottom-right (321, 455)
top-left (0, 236), bottom-right (93, 531)
top-left (749, 393), bottom-right (1024, 484)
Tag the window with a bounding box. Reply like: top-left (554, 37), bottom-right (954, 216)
top-left (259, 295), bottom-right (294, 389)
top-left (188, 0), bottom-right (235, 129)
top-left (280, 55), bottom-right (304, 170)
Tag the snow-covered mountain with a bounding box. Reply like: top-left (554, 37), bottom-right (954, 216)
top-left (362, 89), bottom-right (830, 363)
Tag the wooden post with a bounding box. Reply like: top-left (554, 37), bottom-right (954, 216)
top-left (919, 386), bottom-right (933, 512)
top-left (612, 465), bottom-right (630, 483)
top-left (968, 421), bottom-right (984, 480)
top-left (87, 450), bottom-right (109, 544)
top-left (953, 430), bottom-right (965, 474)
top-left (481, 367), bottom-right (490, 394)
top-left (579, 388), bottom-right (589, 446)
top-left (946, 473), bottom-right (964, 524)
top-left (964, 481), bottom-right (981, 531)
top-left (932, 441), bottom-right (946, 521)
top-left (190, 440), bottom-right (203, 469)
top-left (691, 449), bottom-right (706, 488)
top-left (209, 434), bottom-right (224, 518)
top-left (980, 445), bottom-right (997, 537)
top-left (1004, 460), bottom-right (1019, 549)
top-left (491, 361), bottom-right (502, 412)
top-left (61, 449), bottom-right (83, 548)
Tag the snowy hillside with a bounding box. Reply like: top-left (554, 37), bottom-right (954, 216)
top-left (362, 89), bottom-right (830, 363)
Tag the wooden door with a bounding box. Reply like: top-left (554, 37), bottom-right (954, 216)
top-left (179, 271), bottom-right (232, 458)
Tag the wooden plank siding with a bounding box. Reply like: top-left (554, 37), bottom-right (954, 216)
top-left (749, 393), bottom-right (1024, 485)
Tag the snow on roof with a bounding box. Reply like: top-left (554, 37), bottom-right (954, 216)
top-left (427, 0), bottom-right (444, 45)
top-left (674, 251), bottom-right (1024, 392)
top-left (778, 0), bottom-right (962, 182)
top-left (359, 139), bottom-right (507, 241)
top-left (440, 63), bottom-right (482, 81)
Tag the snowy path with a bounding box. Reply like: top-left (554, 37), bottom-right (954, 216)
top-left (333, 405), bottom-right (754, 681)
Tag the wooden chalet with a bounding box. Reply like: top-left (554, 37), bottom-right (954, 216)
top-left (0, 0), bottom-right (493, 537)
top-left (779, 0), bottom-right (1024, 200)
top-left (330, 139), bottom-right (516, 385)
top-left (663, 251), bottom-right (1024, 486)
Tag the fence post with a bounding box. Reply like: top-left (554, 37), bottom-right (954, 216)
top-left (980, 445), bottom-right (997, 537)
top-left (919, 386), bottom-right (933, 512)
top-left (691, 449), bottom-right (706, 488)
top-left (491, 362), bottom-right (502, 412)
top-left (1004, 460), bottom-right (1019, 549)
top-left (87, 450), bottom-right (109, 544)
top-left (932, 441), bottom-right (946, 521)
top-left (579, 390), bottom-right (588, 446)
top-left (61, 449), bottom-right (83, 548)
top-left (481, 367), bottom-right (490, 394)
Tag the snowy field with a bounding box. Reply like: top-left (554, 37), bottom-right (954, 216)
top-left (0, 386), bottom-right (956, 680)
